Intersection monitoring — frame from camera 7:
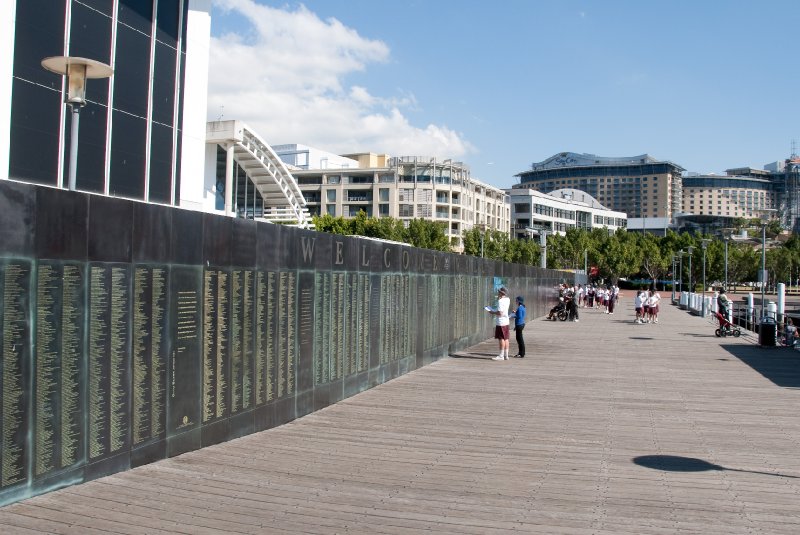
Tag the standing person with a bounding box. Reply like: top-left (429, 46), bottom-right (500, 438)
top-left (511, 296), bottom-right (527, 358)
top-left (642, 289), bottom-right (651, 322)
top-left (587, 285), bottom-right (595, 309)
top-left (634, 287), bottom-right (645, 324)
top-left (606, 284), bottom-right (615, 314)
top-left (571, 284), bottom-right (580, 322)
top-left (717, 288), bottom-right (730, 318)
top-left (489, 287), bottom-right (511, 361)
top-left (784, 318), bottom-right (798, 347)
top-left (564, 285), bottom-right (577, 321)
top-left (649, 288), bottom-right (662, 323)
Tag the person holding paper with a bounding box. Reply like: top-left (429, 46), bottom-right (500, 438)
top-left (488, 286), bottom-right (511, 360)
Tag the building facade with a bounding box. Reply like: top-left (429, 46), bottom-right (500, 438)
top-left (514, 152), bottom-right (684, 219)
top-left (2, 0), bottom-right (211, 208)
top-left (276, 149), bottom-right (509, 251)
top-left (681, 173), bottom-right (776, 218)
top-left (507, 187), bottom-right (627, 239)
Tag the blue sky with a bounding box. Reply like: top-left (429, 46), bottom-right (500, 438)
top-left (208, 0), bottom-right (799, 188)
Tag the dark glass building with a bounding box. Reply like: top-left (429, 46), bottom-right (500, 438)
top-left (3, 0), bottom-right (209, 205)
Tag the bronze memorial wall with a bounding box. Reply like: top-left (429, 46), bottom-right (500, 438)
top-left (0, 180), bottom-right (571, 506)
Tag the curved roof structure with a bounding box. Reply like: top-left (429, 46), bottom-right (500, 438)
top-left (548, 188), bottom-right (609, 210)
top-left (207, 120), bottom-right (310, 228)
top-left (522, 152), bottom-right (684, 174)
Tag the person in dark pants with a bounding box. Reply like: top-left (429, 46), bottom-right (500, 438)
top-left (512, 295), bottom-right (527, 357)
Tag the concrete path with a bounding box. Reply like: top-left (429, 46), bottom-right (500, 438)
top-left (1, 297), bottom-right (799, 534)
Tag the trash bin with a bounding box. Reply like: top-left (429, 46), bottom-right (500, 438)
top-left (759, 316), bottom-right (777, 347)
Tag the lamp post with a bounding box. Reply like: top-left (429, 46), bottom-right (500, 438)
top-left (724, 235), bottom-right (730, 291)
top-left (41, 56), bottom-right (113, 191)
top-left (687, 246), bottom-right (694, 296)
top-left (701, 239), bottom-right (710, 316)
top-left (678, 251), bottom-right (684, 296)
top-left (671, 255), bottom-right (677, 302)
top-left (761, 222), bottom-right (767, 319)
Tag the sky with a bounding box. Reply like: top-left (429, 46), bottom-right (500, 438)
top-left (207, 0), bottom-right (800, 189)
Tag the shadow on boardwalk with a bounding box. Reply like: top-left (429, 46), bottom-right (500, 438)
top-left (721, 344), bottom-right (800, 388)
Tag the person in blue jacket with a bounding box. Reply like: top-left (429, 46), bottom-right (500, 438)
top-left (511, 295), bottom-right (527, 358)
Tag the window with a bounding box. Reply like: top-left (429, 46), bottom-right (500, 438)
top-left (327, 190), bottom-right (337, 202)
top-left (346, 190), bottom-right (371, 202)
top-left (399, 204), bottom-right (414, 217)
top-left (328, 175), bottom-right (340, 184)
top-left (348, 206), bottom-right (370, 217)
top-left (416, 189), bottom-right (432, 203)
top-left (379, 188), bottom-right (390, 202)
top-left (327, 205), bottom-right (336, 216)
top-left (379, 204), bottom-right (390, 217)
top-left (514, 203), bottom-right (531, 214)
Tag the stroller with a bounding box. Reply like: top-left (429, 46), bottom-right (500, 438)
top-left (714, 309), bottom-right (741, 338)
top-left (547, 297), bottom-right (569, 321)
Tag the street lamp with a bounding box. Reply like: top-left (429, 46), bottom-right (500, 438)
top-left (761, 222), bottom-right (767, 319)
top-left (701, 239), bottom-right (710, 316)
top-left (41, 56), bottom-right (113, 191)
top-left (671, 255), bottom-right (677, 302)
top-left (678, 251), bottom-right (684, 296)
top-left (723, 234), bottom-right (730, 291)
top-left (524, 225), bottom-right (549, 269)
top-left (687, 246), bottom-right (695, 296)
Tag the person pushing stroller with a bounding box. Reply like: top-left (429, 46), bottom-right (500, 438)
top-left (717, 288), bottom-right (730, 326)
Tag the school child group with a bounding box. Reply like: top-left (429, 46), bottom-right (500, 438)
top-left (634, 287), bottom-right (662, 324)
top-left (567, 283), bottom-right (621, 316)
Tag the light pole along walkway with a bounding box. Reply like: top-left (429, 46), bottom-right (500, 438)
top-left (1, 298), bottom-right (799, 534)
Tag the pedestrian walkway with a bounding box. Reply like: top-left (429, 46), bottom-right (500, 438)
top-left (1, 299), bottom-right (799, 534)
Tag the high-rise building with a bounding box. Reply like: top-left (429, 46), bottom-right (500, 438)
top-left (514, 152), bottom-right (684, 219)
top-left (2, 0), bottom-right (211, 208)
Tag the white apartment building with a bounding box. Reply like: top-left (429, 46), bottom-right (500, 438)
top-left (507, 188), bottom-right (627, 239)
top-left (681, 174), bottom-right (775, 218)
top-left (276, 147), bottom-right (509, 251)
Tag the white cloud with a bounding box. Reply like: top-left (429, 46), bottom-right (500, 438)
top-left (208, 0), bottom-right (472, 158)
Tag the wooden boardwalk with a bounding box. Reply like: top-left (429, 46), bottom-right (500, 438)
top-left (2, 297), bottom-right (799, 534)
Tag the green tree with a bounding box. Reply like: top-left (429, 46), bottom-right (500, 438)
top-left (312, 213), bottom-right (353, 235)
top-left (639, 233), bottom-right (670, 288)
top-left (508, 238), bottom-right (540, 265)
top-left (596, 229), bottom-right (642, 283)
top-left (405, 219), bottom-right (450, 251)
top-left (462, 227), bottom-right (483, 257)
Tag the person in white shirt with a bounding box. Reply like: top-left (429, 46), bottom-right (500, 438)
top-left (648, 289), bottom-right (662, 323)
top-left (634, 287), bottom-right (645, 323)
top-left (489, 286), bottom-right (511, 360)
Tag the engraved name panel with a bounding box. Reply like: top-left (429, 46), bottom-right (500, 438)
top-left (87, 264), bottom-right (131, 461)
top-left (132, 266), bottom-right (167, 446)
top-left (202, 268), bottom-right (229, 423)
top-left (1, 260), bottom-right (32, 489)
top-left (34, 262), bottom-right (84, 478)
